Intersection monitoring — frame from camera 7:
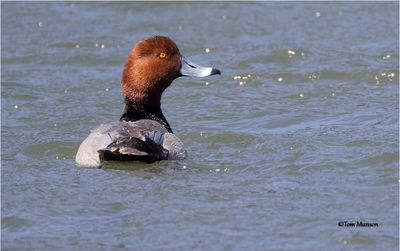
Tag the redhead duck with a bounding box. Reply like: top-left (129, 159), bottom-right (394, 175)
top-left (75, 36), bottom-right (221, 167)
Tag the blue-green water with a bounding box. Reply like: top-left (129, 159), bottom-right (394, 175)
top-left (1, 2), bottom-right (399, 250)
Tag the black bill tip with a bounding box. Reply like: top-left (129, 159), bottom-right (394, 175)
top-left (210, 68), bottom-right (221, 75)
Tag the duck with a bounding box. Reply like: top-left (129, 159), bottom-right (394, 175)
top-left (75, 36), bottom-right (221, 167)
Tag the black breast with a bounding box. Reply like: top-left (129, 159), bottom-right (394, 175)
top-left (120, 99), bottom-right (173, 133)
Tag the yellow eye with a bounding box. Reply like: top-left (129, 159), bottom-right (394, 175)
top-left (159, 53), bottom-right (166, 59)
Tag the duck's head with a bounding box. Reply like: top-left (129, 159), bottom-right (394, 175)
top-left (122, 36), bottom-right (221, 108)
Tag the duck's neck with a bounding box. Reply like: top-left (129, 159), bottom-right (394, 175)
top-left (120, 98), bottom-right (173, 133)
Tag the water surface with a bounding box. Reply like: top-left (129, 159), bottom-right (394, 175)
top-left (1, 2), bottom-right (399, 250)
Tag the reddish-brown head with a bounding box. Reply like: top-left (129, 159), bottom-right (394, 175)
top-left (122, 36), bottom-right (221, 108)
top-left (122, 36), bottom-right (181, 108)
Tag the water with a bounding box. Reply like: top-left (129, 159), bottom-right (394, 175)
top-left (1, 2), bottom-right (399, 250)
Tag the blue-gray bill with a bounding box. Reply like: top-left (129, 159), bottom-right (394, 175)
top-left (179, 57), bottom-right (221, 77)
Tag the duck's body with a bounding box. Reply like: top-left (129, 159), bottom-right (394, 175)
top-left (75, 36), bottom-right (220, 167)
top-left (75, 119), bottom-right (186, 167)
